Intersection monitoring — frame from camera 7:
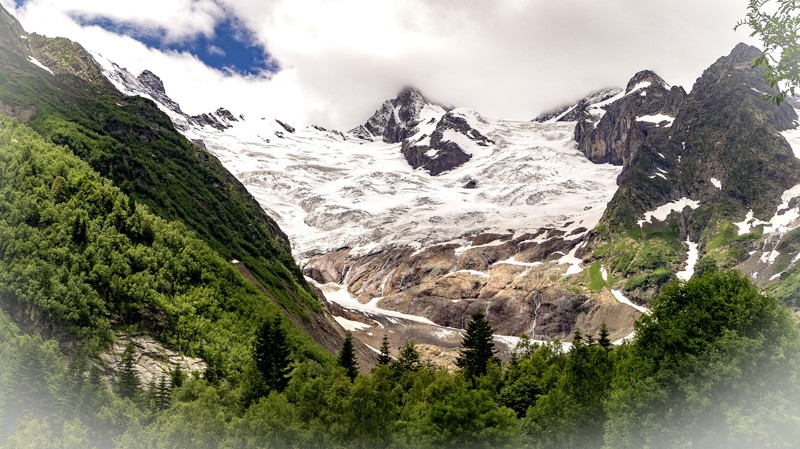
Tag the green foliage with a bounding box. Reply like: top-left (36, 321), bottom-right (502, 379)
top-left (587, 262), bottom-right (605, 292)
top-left (397, 372), bottom-right (519, 449)
top-left (738, 0), bottom-right (800, 104)
top-left (0, 333), bottom-right (65, 433)
top-left (597, 323), bottom-right (611, 350)
top-left (524, 341), bottom-right (614, 449)
top-left (253, 315), bottom-right (292, 393)
top-left (499, 339), bottom-right (564, 417)
top-left (0, 38), bottom-right (320, 322)
top-left (706, 220), bottom-right (761, 252)
top-left (376, 334), bottom-right (392, 367)
top-left (605, 269), bottom-right (800, 448)
top-left (338, 332), bottom-right (359, 382)
top-left (392, 342), bottom-right (423, 377)
top-left (622, 267), bottom-right (673, 293)
top-left (116, 342), bottom-right (140, 401)
top-left (456, 312), bottom-right (499, 381)
top-left (0, 116), bottom-right (330, 382)
top-left (3, 270), bottom-right (799, 449)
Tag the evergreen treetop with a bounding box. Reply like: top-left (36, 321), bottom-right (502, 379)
top-left (338, 332), bottom-right (359, 381)
top-left (456, 312), bottom-right (498, 381)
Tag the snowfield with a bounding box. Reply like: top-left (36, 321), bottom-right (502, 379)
top-left (179, 109), bottom-right (622, 260)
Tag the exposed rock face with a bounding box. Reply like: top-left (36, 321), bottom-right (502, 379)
top-left (575, 70), bottom-right (687, 166)
top-left (275, 119), bottom-right (295, 133)
top-left (583, 43), bottom-right (800, 303)
top-left (401, 112), bottom-right (493, 175)
top-left (351, 86), bottom-right (447, 143)
top-left (304, 230), bottom-right (640, 342)
top-left (533, 88), bottom-right (622, 123)
top-left (353, 88), bottom-right (495, 174)
top-left (190, 107), bottom-right (238, 131)
top-left (0, 6), bottom-right (26, 56)
top-left (136, 70), bottom-right (194, 119)
top-left (102, 334), bottom-right (207, 386)
top-left (136, 68), bottom-right (240, 131)
top-left (606, 43), bottom-right (800, 225)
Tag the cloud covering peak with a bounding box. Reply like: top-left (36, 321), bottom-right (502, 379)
top-left (4, 0), bottom-right (759, 129)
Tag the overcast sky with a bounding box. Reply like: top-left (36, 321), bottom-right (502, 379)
top-left (3, 0), bottom-right (760, 129)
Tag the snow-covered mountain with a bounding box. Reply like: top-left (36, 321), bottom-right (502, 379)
top-left (90, 43), bottom-right (800, 362)
top-left (95, 56), bottom-right (619, 261)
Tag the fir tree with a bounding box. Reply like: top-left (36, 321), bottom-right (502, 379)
top-left (572, 328), bottom-right (583, 345)
top-left (376, 334), bottom-right (392, 366)
top-left (253, 315), bottom-right (292, 392)
top-left (338, 331), bottom-right (359, 381)
top-left (169, 365), bottom-right (186, 390)
top-left (116, 341), bottom-right (140, 401)
top-left (598, 323), bottom-right (612, 350)
top-left (456, 312), bottom-right (498, 381)
top-left (391, 342), bottom-right (422, 375)
top-left (154, 374), bottom-right (171, 411)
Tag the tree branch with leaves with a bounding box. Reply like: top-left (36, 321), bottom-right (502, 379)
top-left (738, 0), bottom-right (800, 103)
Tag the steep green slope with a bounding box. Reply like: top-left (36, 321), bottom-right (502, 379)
top-left (583, 44), bottom-right (800, 302)
top-left (0, 115), bottom-right (331, 380)
top-left (0, 7), bottom-right (319, 321)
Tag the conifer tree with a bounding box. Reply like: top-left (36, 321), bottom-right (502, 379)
top-left (391, 341), bottom-right (422, 375)
top-left (153, 374), bottom-right (171, 411)
top-left (572, 328), bottom-right (583, 345)
top-left (117, 341), bottom-right (140, 401)
top-left (169, 365), bottom-right (185, 390)
top-left (338, 331), bottom-right (359, 381)
top-left (253, 315), bottom-right (292, 392)
top-left (377, 334), bottom-right (392, 366)
top-left (598, 323), bottom-right (612, 350)
top-left (456, 312), bottom-right (498, 381)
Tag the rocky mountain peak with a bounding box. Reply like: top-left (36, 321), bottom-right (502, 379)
top-left (395, 85), bottom-right (426, 105)
top-left (137, 70), bottom-right (167, 95)
top-left (625, 70), bottom-right (668, 93)
top-left (586, 42), bottom-right (800, 302)
top-left (690, 42), bottom-right (796, 131)
top-left (573, 68), bottom-right (685, 165)
top-left (0, 5), bottom-right (26, 55)
top-left (727, 42), bottom-right (763, 65)
top-left (351, 85), bottom-right (448, 143)
top-left (533, 88), bottom-right (623, 123)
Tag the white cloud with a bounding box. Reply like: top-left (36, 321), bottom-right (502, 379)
top-left (206, 44), bottom-right (225, 57)
top-left (18, 0), bottom-right (223, 42)
top-left (8, 0), bottom-right (760, 129)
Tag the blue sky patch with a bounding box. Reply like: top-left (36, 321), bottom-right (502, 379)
top-left (73, 15), bottom-right (278, 76)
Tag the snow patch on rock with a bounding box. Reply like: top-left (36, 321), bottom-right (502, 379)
top-left (611, 289), bottom-right (650, 314)
top-left (27, 56), bottom-right (54, 75)
top-left (636, 114), bottom-right (674, 127)
top-left (637, 198), bottom-right (700, 227)
top-left (676, 239), bottom-right (699, 281)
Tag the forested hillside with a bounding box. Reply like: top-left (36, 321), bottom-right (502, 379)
top-left (1, 4), bottom-right (800, 448)
top-left (0, 6), bottom-right (321, 322)
top-left (2, 241), bottom-right (798, 448)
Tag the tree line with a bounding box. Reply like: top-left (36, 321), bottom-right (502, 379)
top-left (3, 267), bottom-right (800, 449)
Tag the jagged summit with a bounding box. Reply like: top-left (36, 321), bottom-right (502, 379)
top-left (350, 85), bottom-right (449, 143)
top-left (137, 70), bottom-right (167, 95)
top-left (727, 42), bottom-right (763, 64)
top-left (92, 56), bottom-right (244, 131)
top-left (135, 69), bottom-right (185, 115)
top-left (0, 4), bottom-right (26, 55)
top-left (532, 88), bottom-right (623, 123)
top-left (625, 70), bottom-right (669, 93)
top-left (574, 69), bottom-right (686, 165)
top-left (690, 42), bottom-right (795, 131)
